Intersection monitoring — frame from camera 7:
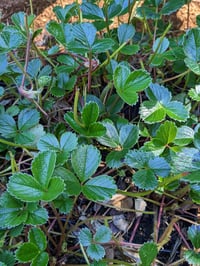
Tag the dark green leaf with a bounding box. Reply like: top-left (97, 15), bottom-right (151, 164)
top-left (53, 4), bottom-right (76, 23)
top-left (148, 157), bottom-right (170, 177)
top-left (97, 120), bottom-right (120, 148)
top-left (71, 145), bottom-right (101, 182)
top-left (106, 150), bottom-right (128, 168)
top-left (120, 44), bottom-right (140, 55)
top-left (133, 169), bottom-right (158, 190)
top-left (0, 114), bottom-right (17, 138)
top-left (53, 193), bottom-right (74, 214)
top-left (0, 27), bottom-right (25, 53)
top-left (31, 252), bottom-right (49, 266)
top-left (18, 109), bottom-right (40, 131)
top-left (15, 243), bottom-right (39, 262)
top-left (29, 227), bottom-right (47, 251)
top-left (119, 124), bottom-right (139, 149)
top-left (81, 3), bottom-right (104, 20)
top-left (82, 102), bottom-right (99, 126)
top-left (153, 37), bottom-right (169, 54)
top-left (183, 28), bottom-right (200, 61)
top-left (0, 251), bottom-right (15, 266)
top-left (165, 101), bottom-right (189, 121)
top-left (161, 0), bottom-right (186, 15)
top-left (83, 175), bottom-right (117, 201)
top-left (0, 54), bottom-right (8, 75)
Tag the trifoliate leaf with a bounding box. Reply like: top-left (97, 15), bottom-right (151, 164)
top-left (125, 150), bottom-right (154, 169)
top-left (97, 120), bottom-right (120, 148)
top-left (37, 133), bottom-right (60, 151)
top-left (140, 101), bottom-right (166, 123)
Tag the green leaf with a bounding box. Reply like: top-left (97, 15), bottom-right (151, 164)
top-left (0, 54), bottom-right (8, 75)
top-left (148, 157), bottom-right (170, 177)
top-left (190, 184), bottom-right (200, 204)
top-left (106, 150), bottom-right (128, 168)
top-left (37, 134), bottom-right (60, 151)
top-left (82, 102), bottom-right (99, 126)
top-left (119, 124), bottom-right (139, 149)
top-left (15, 242), bottom-right (39, 262)
top-left (114, 65), bottom-right (151, 105)
top-left (120, 44), bottom-right (140, 55)
top-left (0, 251), bottom-right (15, 266)
top-left (31, 252), bottom-right (49, 266)
top-left (86, 244), bottom-right (105, 261)
top-left (187, 225), bottom-right (200, 249)
top-left (140, 101), bottom-right (166, 123)
top-left (82, 175), bottom-right (117, 201)
top-left (189, 85), bottom-right (200, 101)
top-left (183, 28), bottom-right (200, 61)
top-left (46, 21), bottom-right (67, 46)
top-left (161, 0), bottom-right (186, 15)
top-left (184, 58), bottom-right (200, 75)
top-left (153, 37), bottom-right (169, 54)
top-left (125, 150), bottom-right (154, 169)
top-left (133, 169), bottom-right (158, 190)
top-left (29, 228), bottom-right (47, 251)
top-left (53, 193), bottom-right (74, 214)
top-left (79, 227), bottom-right (93, 246)
top-left (92, 38), bottom-right (115, 53)
top-left (72, 23), bottom-right (96, 47)
top-left (71, 145), bottom-right (101, 182)
top-left (0, 114), bottom-right (17, 138)
top-left (174, 126), bottom-right (194, 146)
top-left (153, 121), bottom-right (177, 146)
top-left (17, 108), bottom-right (40, 130)
top-left (118, 24), bottom-right (135, 44)
top-left (146, 83), bottom-right (171, 105)
top-left (26, 206), bottom-right (48, 226)
top-left (97, 120), bottom-right (120, 148)
top-left (184, 250), bottom-right (200, 265)
top-left (165, 101), bottom-right (189, 121)
top-left (94, 226), bottom-right (112, 243)
top-left (81, 3), bottom-right (104, 20)
top-left (53, 4), bottom-right (76, 23)
top-left (139, 242), bottom-right (158, 266)
top-left (32, 151), bottom-right (56, 187)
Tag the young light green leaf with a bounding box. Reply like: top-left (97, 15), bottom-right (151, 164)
top-left (79, 227), bottom-right (93, 246)
top-left (94, 226), bottom-right (112, 243)
top-left (189, 85), bottom-right (200, 101)
top-left (139, 242), bottom-right (158, 266)
top-left (140, 101), bottom-right (166, 123)
top-left (82, 102), bottom-right (99, 126)
top-left (133, 169), bottom-right (158, 190)
top-left (153, 121), bottom-right (177, 146)
top-left (82, 175), bottom-right (117, 201)
top-left (71, 145), bottom-right (101, 182)
top-left (118, 24), bottom-right (135, 44)
top-left (15, 243), bottom-right (39, 262)
top-left (86, 244), bottom-right (105, 261)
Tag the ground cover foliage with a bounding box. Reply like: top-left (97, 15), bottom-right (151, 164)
top-left (0, 0), bottom-right (200, 265)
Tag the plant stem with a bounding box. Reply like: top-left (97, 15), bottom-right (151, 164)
top-left (0, 138), bottom-right (37, 151)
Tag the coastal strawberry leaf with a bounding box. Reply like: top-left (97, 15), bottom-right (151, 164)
top-left (165, 101), bottom-right (189, 121)
top-left (184, 58), bottom-right (200, 75)
top-left (174, 126), bottom-right (194, 146)
top-left (118, 24), bottom-right (135, 44)
top-left (119, 124), bottom-right (139, 149)
top-left (183, 28), bottom-right (200, 61)
top-left (81, 3), bottom-right (105, 20)
top-left (187, 225), bottom-right (200, 249)
top-left (71, 145), bottom-right (101, 182)
top-left (125, 150), bottom-right (154, 169)
top-left (97, 120), bottom-right (120, 148)
top-left (189, 85), bottom-right (200, 101)
top-left (53, 3), bottom-right (77, 23)
top-left (86, 244), bottom-right (105, 261)
top-left (0, 114), bottom-right (16, 138)
top-left (15, 243), bottom-right (39, 262)
top-left (161, 0), bottom-right (186, 15)
top-left (148, 157), bottom-right (170, 177)
top-left (106, 150), bottom-right (128, 168)
top-left (145, 83), bottom-right (171, 105)
top-left (79, 227), bottom-right (93, 246)
top-left (53, 193), bottom-right (74, 214)
top-left (37, 134), bottom-right (60, 151)
top-left (94, 226), bottom-right (112, 243)
top-left (133, 169), bottom-right (158, 190)
top-left (139, 242), bottom-right (158, 266)
top-left (153, 121), bottom-right (177, 146)
top-left (72, 23), bottom-right (96, 47)
top-left (153, 37), bottom-right (169, 54)
top-left (140, 101), bottom-right (166, 123)
top-left (31, 252), bottom-right (49, 266)
top-left (82, 102), bottom-right (99, 126)
top-left (82, 175), bottom-right (117, 201)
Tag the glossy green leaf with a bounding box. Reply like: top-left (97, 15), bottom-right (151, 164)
top-left (153, 37), bottom-right (169, 54)
top-left (86, 244), bottom-right (105, 261)
top-left (146, 83), bottom-right (171, 105)
top-left (46, 21), bottom-right (66, 45)
top-left (187, 225), bottom-right (200, 249)
top-left (29, 228), bottom-right (47, 251)
top-left (79, 227), bottom-right (93, 246)
top-left (0, 54), bottom-right (8, 75)
top-left (71, 145), bottom-right (101, 182)
top-left (114, 65), bottom-right (130, 91)
top-left (31, 151), bottom-right (56, 187)
top-left (81, 3), bottom-right (104, 20)
top-left (174, 126), bottom-right (194, 146)
top-left (184, 250), bottom-right (200, 265)
top-left (140, 101), bottom-right (166, 123)
top-left (107, 2), bottom-right (122, 18)
top-left (97, 120), bottom-right (120, 148)
top-left (119, 124), bottom-right (139, 149)
top-left (31, 252), bottom-right (49, 266)
top-left (15, 243), bottom-right (39, 262)
top-left (139, 242), bottom-right (158, 266)
top-left (161, 0), bottom-right (186, 15)
top-left (148, 157), bottom-right (170, 177)
top-left (190, 184), bottom-right (200, 204)
top-left (82, 102), bottom-right (99, 126)
top-left (53, 4), bottom-right (77, 23)
top-left (0, 251), bottom-right (15, 266)
top-left (82, 175), bottom-right (117, 201)
top-left (183, 28), bottom-right (200, 61)
top-left (118, 24), bottom-right (135, 44)
top-left (153, 121), bottom-right (177, 146)
top-left (133, 169), bottom-right (158, 190)
top-left (165, 101), bottom-right (189, 121)
top-left (94, 226), bottom-right (112, 243)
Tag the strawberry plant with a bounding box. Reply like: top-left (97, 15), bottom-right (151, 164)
top-left (0, 0), bottom-right (200, 265)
